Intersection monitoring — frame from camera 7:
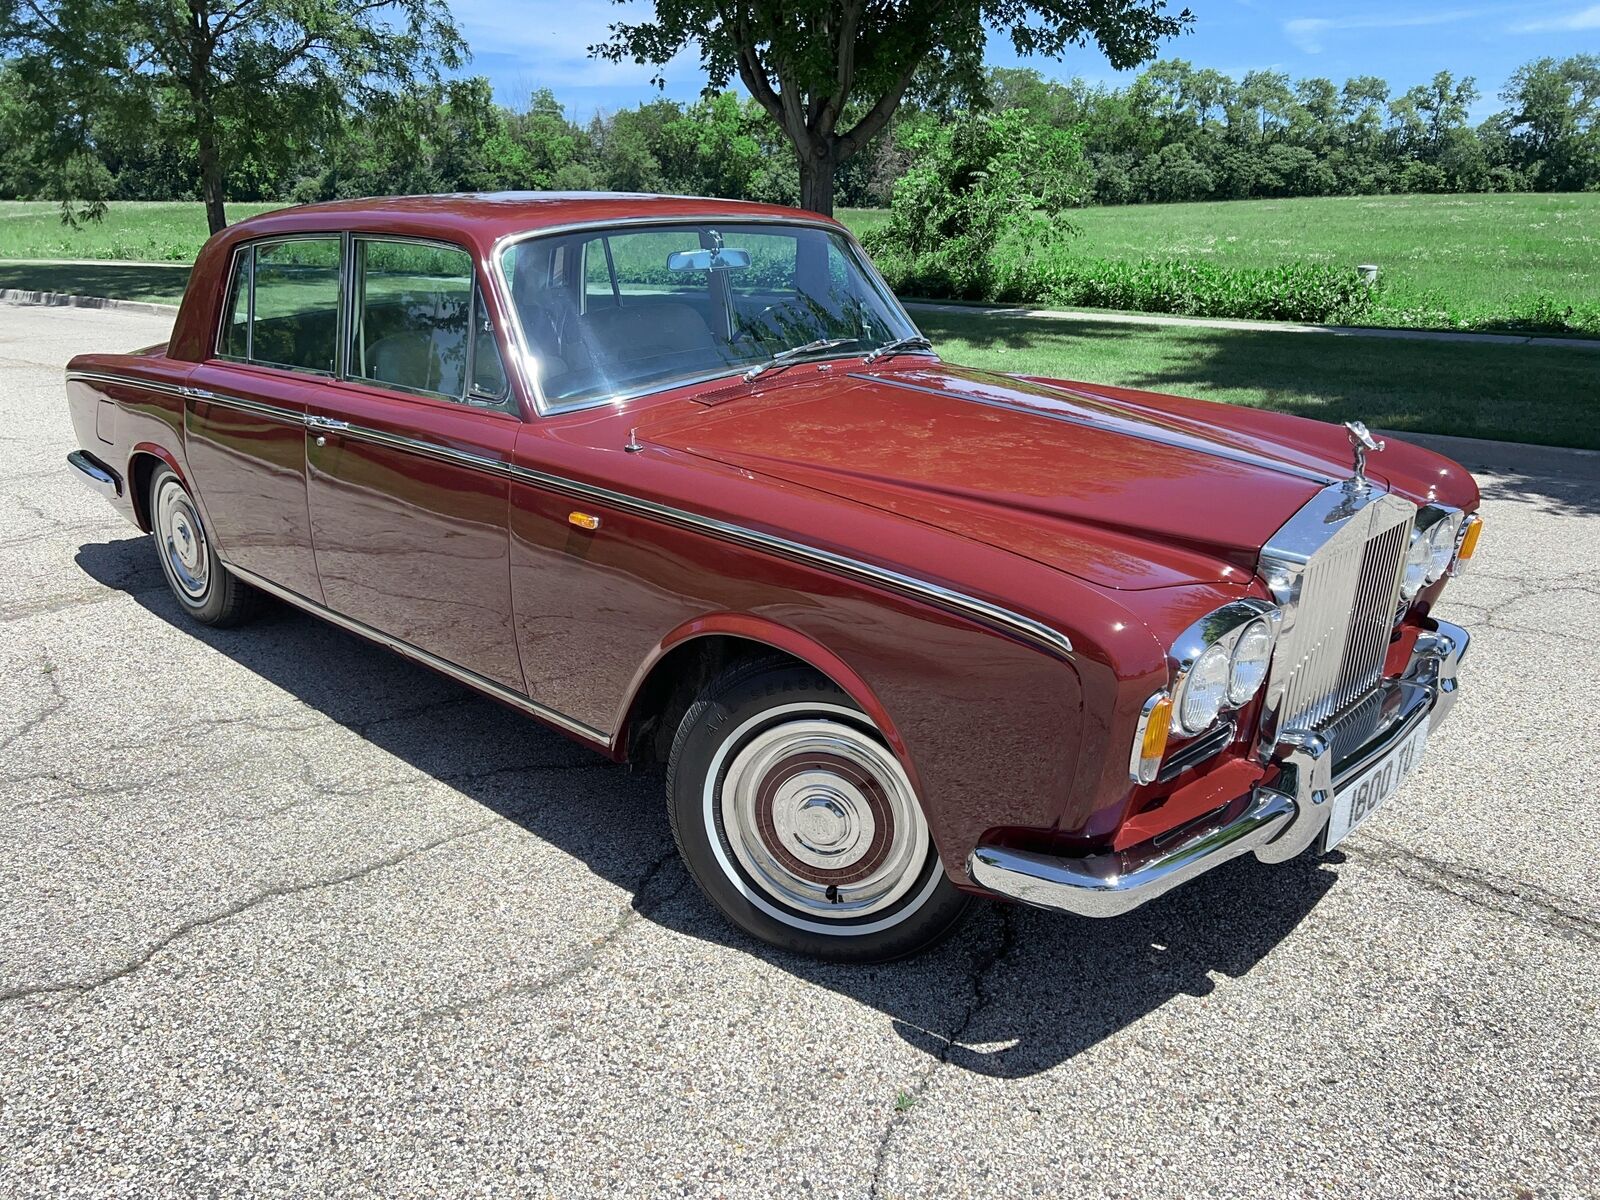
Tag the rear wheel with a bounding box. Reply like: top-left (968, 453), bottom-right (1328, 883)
top-left (148, 465), bottom-right (257, 627)
top-left (667, 660), bottom-right (971, 961)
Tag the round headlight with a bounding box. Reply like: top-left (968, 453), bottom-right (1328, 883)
top-left (1227, 618), bottom-right (1273, 706)
top-left (1401, 527), bottom-right (1432, 599)
top-left (1177, 642), bottom-right (1231, 734)
top-left (1425, 514), bottom-right (1461, 582)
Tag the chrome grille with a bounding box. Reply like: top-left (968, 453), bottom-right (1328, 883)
top-left (1260, 486), bottom-right (1416, 740)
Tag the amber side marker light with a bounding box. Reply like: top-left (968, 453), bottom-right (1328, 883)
top-left (1453, 514), bottom-right (1482, 573)
top-left (568, 511), bottom-right (602, 531)
top-left (1131, 693), bottom-right (1173, 785)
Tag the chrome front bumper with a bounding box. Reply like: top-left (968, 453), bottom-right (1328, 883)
top-left (968, 619), bottom-right (1469, 918)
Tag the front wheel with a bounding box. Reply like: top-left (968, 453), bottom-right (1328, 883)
top-left (148, 465), bottom-right (258, 626)
top-left (667, 660), bottom-right (971, 961)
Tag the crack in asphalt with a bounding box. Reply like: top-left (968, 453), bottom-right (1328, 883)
top-left (0, 819), bottom-right (503, 1007)
top-left (415, 847), bottom-right (687, 1022)
top-left (868, 906), bottom-right (1018, 1200)
top-left (0, 655), bottom-right (65, 757)
top-left (1349, 836), bottom-right (1600, 946)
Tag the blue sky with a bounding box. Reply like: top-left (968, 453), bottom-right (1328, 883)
top-left (450, 0), bottom-right (1600, 121)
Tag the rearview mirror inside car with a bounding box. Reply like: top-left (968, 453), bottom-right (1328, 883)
top-left (667, 248), bottom-right (751, 271)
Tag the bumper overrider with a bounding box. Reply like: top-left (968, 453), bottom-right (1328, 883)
top-left (968, 618), bottom-right (1469, 918)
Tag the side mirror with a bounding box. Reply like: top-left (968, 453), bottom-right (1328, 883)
top-left (667, 248), bottom-right (751, 272)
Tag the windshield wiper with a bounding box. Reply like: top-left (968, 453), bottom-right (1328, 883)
top-left (742, 337), bottom-right (857, 384)
top-left (861, 335), bottom-right (934, 365)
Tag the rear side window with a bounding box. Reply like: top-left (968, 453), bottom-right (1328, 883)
top-left (350, 239), bottom-right (508, 406)
top-left (249, 239), bottom-right (341, 373)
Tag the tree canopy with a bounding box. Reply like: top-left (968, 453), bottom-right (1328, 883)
top-left (0, 0), bottom-right (464, 231)
top-left (591, 0), bottom-right (1192, 214)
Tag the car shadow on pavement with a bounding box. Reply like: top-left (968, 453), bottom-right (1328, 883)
top-left (77, 534), bottom-right (1338, 1080)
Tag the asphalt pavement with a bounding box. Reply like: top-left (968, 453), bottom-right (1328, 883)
top-left (2, 302), bottom-right (1596, 1198)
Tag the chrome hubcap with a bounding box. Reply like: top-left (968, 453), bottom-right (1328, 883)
top-left (716, 710), bottom-right (932, 921)
top-left (155, 478), bottom-right (209, 600)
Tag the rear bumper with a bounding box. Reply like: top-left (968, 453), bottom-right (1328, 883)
top-left (968, 618), bottom-right (1469, 918)
top-left (67, 449), bottom-right (122, 500)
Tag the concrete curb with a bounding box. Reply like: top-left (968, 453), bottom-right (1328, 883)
top-left (1, 289), bottom-right (179, 317)
top-left (904, 300), bottom-right (1600, 351)
top-left (1378, 429), bottom-right (1599, 480)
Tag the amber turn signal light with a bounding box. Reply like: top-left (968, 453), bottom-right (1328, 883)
top-left (1452, 514), bottom-right (1482, 573)
top-left (1131, 692), bottom-right (1173, 785)
top-left (568, 511), bottom-right (602, 531)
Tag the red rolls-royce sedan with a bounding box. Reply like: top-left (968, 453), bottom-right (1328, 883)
top-left (64, 193), bottom-right (1481, 960)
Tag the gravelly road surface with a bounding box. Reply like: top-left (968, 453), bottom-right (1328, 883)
top-left (2, 303), bottom-right (1597, 1199)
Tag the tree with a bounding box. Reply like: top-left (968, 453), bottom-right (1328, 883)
top-left (1499, 55), bottom-right (1600, 191)
top-left (590, 0), bottom-right (1192, 216)
top-left (1, 0), bottom-right (464, 233)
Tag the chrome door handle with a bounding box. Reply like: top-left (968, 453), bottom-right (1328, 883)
top-left (305, 415), bottom-right (349, 431)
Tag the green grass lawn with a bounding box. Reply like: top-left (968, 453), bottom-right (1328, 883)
top-left (0, 200), bottom-right (281, 262)
top-left (918, 310), bottom-right (1600, 451)
top-left (843, 193), bottom-right (1600, 332)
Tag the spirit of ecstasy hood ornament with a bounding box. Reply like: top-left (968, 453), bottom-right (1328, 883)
top-left (1344, 420), bottom-right (1384, 490)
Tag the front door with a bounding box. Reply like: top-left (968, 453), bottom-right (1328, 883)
top-left (303, 236), bottom-right (525, 692)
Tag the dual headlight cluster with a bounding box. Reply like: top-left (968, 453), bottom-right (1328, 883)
top-left (1130, 600), bottom-right (1280, 784)
top-left (1401, 507), bottom-right (1473, 601)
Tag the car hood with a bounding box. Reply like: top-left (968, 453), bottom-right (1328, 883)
top-left (638, 363), bottom-right (1397, 591)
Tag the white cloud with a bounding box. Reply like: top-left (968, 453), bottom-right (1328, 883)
top-left (449, 0), bottom-right (704, 96)
top-left (1283, 7), bottom-right (1489, 54)
top-left (1510, 4), bottom-right (1600, 31)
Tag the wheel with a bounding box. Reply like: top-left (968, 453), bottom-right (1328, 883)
top-left (667, 659), bottom-right (971, 961)
top-left (148, 465), bottom-right (257, 626)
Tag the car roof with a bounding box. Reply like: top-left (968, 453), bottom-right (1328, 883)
top-left (221, 192), bottom-right (839, 254)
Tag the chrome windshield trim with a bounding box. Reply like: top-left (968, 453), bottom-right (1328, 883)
top-left (487, 215), bottom-right (922, 419)
top-left (854, 372), bottom-right (1337, 488)
top-left (221, 560), bottom-right (611, 746)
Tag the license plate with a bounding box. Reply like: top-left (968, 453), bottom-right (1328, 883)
top-left (1322, 720), bottom-right (1430, 850)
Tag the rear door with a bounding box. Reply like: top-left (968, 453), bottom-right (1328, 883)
top-left (303, 235), bottom-right (525, 692)
top-left (185, 235), bottom-right (340, 602)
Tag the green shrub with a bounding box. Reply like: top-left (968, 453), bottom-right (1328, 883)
top-left (875, 241), bottom-right (1377, 324)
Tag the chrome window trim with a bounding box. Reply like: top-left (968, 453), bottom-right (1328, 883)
top-left (487, 214), bottom-right (923, 418)
top-left (65, 367), bottom-right (1073, 662)
top-left (219, 559), bottom-right (611, 747)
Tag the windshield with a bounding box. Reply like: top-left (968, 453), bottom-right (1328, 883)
top-left (498, 221), bottom-right (924, 411)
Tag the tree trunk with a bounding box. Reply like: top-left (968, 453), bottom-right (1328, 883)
top-left (798, 142), bottom-right (838, 217)
top-left (196, 119), bottom-right (227, 234)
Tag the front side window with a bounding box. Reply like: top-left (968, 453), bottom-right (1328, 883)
top-left (501, 222), bottom-right (920, 411)
top-left (351, 239), bottom-right (486, 402)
